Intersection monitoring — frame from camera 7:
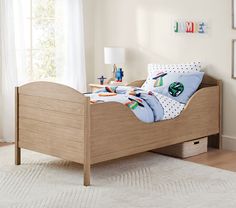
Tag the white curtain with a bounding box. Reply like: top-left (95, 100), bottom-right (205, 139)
top-left (56, 0), bottom-right (87, 92)
top-left (0, 0), bottom-right (87, 142)
top-left (0, 0), bottom-right (18, 142)
top-left (13, 0), bottom-right (31, 85)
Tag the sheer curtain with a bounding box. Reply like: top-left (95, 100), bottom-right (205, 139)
top-left (0, 0), bottom-right (18, 142)
top-left (13, 0), bottom-right (31, 85)
top-left (55, 0), bottom-right (87, 92)
top-left (0, 0), bottom-right (87, 142)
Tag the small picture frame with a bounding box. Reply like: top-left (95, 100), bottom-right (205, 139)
top-left (232, 40), bottom-right (236, 79)
top-left (233, 0), bottom-right (236, 29)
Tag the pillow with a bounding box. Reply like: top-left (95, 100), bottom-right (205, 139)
top-left (142, 62), bottom-right (202, 91)
top-left (154, 72), bottom-right (204, 104)
top-left (148, 62), bottom-right (202, 74)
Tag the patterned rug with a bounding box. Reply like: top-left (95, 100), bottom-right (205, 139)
top-left (1, 146), bottom-right (236, 208)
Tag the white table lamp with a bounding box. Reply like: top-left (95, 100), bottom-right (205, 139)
top-left (104, 47), bottom-right (125, 80)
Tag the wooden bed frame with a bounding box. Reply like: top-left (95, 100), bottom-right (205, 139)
top-left (15, 75), bottom-right (222, 186)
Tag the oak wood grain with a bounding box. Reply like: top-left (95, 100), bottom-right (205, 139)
top-left (17, 82), bottom-right (87, 165)
top-left (19, 81), bottom-right (87, 103)
top-left (127, 80), bottom-right (145, 87)
top-left (90, 86), bottom-right (220, 164)
top-left (19, 94), bottom-right (85, 115)
top-left (84, 99), bottom-right (91, 186)
top-left (15, 75), bottom-right (222, 186)
top-left (185, 148), bottom-right (236, 172)
top-left (15, 87), bottom-right (21, 165)
top-left (0, 143), bottom-right (13, 147)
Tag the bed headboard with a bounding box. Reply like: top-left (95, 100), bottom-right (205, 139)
top-left (200, 74), bottom-right (222, 88)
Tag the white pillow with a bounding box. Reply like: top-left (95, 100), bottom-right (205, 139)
top-left (142, 62), bottom-right (202, 91)
top-left (148, 62), bottom-right (202, 75)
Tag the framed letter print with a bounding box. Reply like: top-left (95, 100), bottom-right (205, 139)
top-left (233, 0), bottom-right (236, 28)
top-left (232, 40), bottom-right (236, 79)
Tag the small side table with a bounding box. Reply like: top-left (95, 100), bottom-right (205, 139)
top-left (89, 83), bottom-right (126, 93)
top-left (89, 84), bottom-right (107, 93)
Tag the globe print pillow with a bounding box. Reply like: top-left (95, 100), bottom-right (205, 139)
top-left (154, 72), bottom-right (204, 104)
top-left (142, 62), bottom-right (202, 91)
top-left (168, 82), bottom-right (185, 97)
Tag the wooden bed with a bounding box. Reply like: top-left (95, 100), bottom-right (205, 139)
top-left (15, 75), bottom-right (222, 186)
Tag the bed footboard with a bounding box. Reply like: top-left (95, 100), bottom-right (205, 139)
top-left (15, 82), bottom-right (91, 185)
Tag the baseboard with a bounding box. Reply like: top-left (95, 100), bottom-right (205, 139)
top-left (0, 139), bottom-right (13, 143)
top-left (222, 135), bottom-right (236, 151)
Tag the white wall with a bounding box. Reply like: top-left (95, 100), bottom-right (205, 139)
top-left (92, 0), bottom-right (236, 144)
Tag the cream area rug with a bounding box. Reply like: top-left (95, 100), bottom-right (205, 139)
top-left (1, 146), bottom-right (236, 208)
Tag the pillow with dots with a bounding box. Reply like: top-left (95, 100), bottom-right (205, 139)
top-left (142, 62), bottom-right (202, 91)
top-left (153, 72), bottom-right (204, 104)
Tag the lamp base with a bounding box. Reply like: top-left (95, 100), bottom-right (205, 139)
top-left (112, 64), bottom-right (117, 79)
top-left (106, 77), bottom-right (115, 84)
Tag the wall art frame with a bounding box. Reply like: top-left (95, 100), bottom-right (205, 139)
top-left (232, 39), bottom-right (236, 79)
top-left (233, 0), bottom-right (236, 29)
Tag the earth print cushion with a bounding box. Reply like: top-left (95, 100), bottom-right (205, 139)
top-left (142, 62), bottom-right (202, 91)
top-left (153, 72), bottom-right (204, 104)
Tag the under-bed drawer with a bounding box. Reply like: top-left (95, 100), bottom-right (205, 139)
top-left (156, 137), bottom-right (208, 158)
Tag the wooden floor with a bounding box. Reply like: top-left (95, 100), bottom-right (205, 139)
top-left (0, 143), bottom-right (236, 172)
top-left (185, 148), bottom-right (236, 172)
top-left (0, 142), bottom-right (13, 147)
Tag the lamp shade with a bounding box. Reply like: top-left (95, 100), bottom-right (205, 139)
top-left (104, 47), bottom-right (125, 64)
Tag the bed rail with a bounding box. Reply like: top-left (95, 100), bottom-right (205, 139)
top-left (90, 84), bottom-right (221, 164)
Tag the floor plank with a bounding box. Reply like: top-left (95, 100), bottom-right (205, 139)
top-left (0, 142), bottom-right (13, 147)
top-left (185, 148), bottom-right (236, 172)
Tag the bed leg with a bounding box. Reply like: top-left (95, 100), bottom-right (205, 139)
top-left (84, 163), bottom-right (90, 186)
top-left (15, 87), bottom-right (21, 166)
top-left (84, 98), bottom-right (91, 186)
top-left (83, 98), bottom-right (91, 186)
top-left (15, 146), bottom-right (21, 165)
